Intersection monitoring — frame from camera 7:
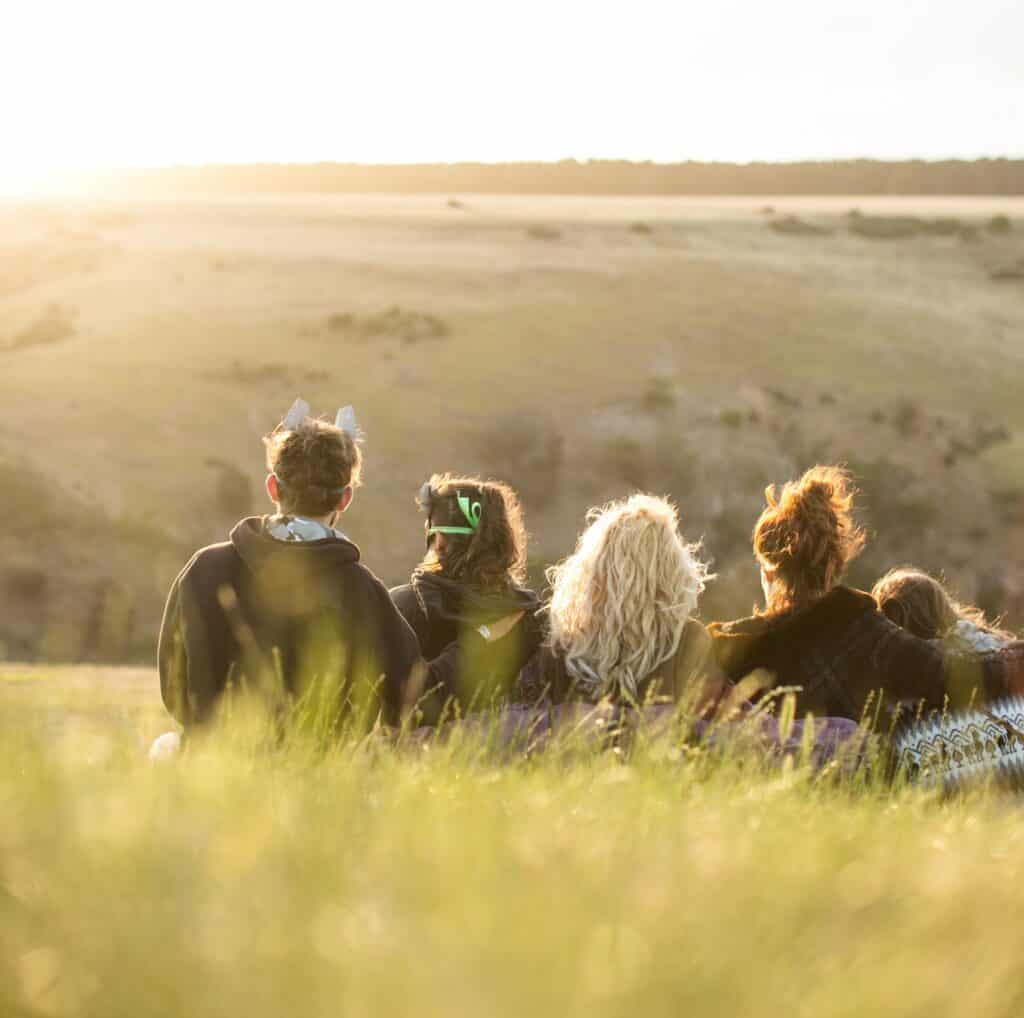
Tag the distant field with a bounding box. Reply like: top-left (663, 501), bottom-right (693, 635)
top-left (3, 663), bottom-right (1024, 1018)
top-left (1, 193), bottom-right (1023, 661)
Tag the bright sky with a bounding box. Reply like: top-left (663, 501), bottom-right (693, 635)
top-left (2, 0), bottom-right (1021, 192)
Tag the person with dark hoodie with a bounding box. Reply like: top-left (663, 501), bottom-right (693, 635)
top-left (156, 400), bottom-right (428, 750)
top-left (708, 465), bottom-right (1024, 722)
top-left (390, 475), bottom-right (542, 724)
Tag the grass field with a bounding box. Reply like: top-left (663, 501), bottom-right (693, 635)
top-left (2, 663), bottom-right (1024, 1018)
top-left (2, 193), bottom-right (1024, 661)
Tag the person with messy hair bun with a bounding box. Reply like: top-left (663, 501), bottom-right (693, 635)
top-left (391, 475), bottom-right (543, 723)
top-left (709, 466), bottom-right (1024, 720)
top-left (517, 493), bottom-right (727, 710)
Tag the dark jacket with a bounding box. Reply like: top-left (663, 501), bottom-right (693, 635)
top-left (159, 517), bottom-right (421, 732)
top-left (391, 573), bottom-right (543, 723)
top-left (516, 618), bottom-right (731, 715)
top-left (708, 586), bottom-right (1023, 721)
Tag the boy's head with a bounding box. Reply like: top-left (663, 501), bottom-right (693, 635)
top-left (262, 418), bottom-right (363, 519)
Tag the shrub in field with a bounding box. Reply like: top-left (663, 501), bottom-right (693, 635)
top-left (473, 414), bottom-right (564, 510)
top-left (848, 215), bottom-right (923, 240)
top-left (768, 216), bottom-right (829, 237)
top-left (204, 360), bottom-right (329, 387)
top-left (990, 258), bottom-right (1024, 281)
top-left (205, 458), bottom-right (255, 520)
top-left (846, 456), bottom-right (936, 541)
top-left (890, 399), bottom-right (921, 438)
top-left (526, 225), bottom-right (562, 241)
top-left (326, 306), bottom-right (448, 344)
top-left (4, 304), bottom-right (75, 353)
top-left (987, 214), bottom-right (1012, 234)
top-left (641, 377), bottom-right (676, 414)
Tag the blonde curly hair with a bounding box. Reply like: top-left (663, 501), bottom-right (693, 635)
top-left (546, 494), bottom-right (712, 702)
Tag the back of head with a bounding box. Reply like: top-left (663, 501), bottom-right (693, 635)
top-left (416, 474), bottom-right (527, 592)
top-left (547, 493), bottom-right (712, 702)
top-left (872, 568), bottom-right (957, 640)
top-left (754, 465), bottom-right (865, 613)
top-left (263, 418), bottom-right (363, 517)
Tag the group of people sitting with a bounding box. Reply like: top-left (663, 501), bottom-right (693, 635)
top-left (156, 401), bottom-right (1024, 758)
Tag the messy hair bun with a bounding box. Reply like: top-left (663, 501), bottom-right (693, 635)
top-left (753, 465), bottom-right (865, 612)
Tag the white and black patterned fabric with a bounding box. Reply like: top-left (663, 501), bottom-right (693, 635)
top-left (896, 697), bottom-right (1024, 788)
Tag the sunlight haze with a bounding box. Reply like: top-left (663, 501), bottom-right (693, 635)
top-left (2, 0), bottom-right (1022, 193)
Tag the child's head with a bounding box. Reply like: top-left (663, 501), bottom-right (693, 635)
top-left (415, 475), bottom-right (527, 591)
top-left (546, 493), bottom-right (712, 701)
top-left (263, 417), bottom-right (363, 518)
top-left (873, 567), bottom-right (970, 640)
top-left (753, 465), bottom-right (865, 613)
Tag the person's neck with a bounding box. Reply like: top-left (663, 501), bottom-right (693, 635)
top-left (278, 508), bottom-right (336, 527)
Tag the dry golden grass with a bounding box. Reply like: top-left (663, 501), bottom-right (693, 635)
top-left (3, 662), bottom-right (1024, 1018)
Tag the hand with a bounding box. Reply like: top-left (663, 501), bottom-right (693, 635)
top-left (479, 612), bottom-right (525, 642)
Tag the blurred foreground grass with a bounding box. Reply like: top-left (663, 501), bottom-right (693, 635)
top-left (2, 665), bottom-right (1023, 1017)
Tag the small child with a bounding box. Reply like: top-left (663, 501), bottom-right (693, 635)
top-left (872, 567), bottom-right (1014, 654)
top-left (157, 400), bottom-right (422, 743)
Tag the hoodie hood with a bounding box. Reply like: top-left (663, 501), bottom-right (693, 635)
top-left (411, 572), bottom-right (540, 627)
top-left (230, 516), bottom-right (361, 576)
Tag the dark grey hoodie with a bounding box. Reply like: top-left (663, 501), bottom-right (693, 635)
top-left (391, 573), bottom-right (542, 723)
top-left (159, 516), bottom-right (422, 732)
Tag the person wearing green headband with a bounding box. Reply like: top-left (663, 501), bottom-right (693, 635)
top-left (391, 474), bottom-right (543, 725)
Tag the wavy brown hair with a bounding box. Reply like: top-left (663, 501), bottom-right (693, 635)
top-left (872, 567), bottom-right (1011, 641)
top-left (754, 465), bottom-right (866, 614)
top-left (414, 474), bottom-right (527, 592)
top-left (263, 418), bottom-right (362, 517)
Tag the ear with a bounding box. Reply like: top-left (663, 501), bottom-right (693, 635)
top-left (266, 473), bottom-right (281, 505)
top-left (336, 486), bottom-right (354, 514)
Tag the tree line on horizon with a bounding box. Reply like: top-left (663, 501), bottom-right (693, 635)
top-left (82, 158), bottom-right (1024, 195)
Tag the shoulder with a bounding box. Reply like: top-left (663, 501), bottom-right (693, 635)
top-left (711, 587), bottom-right (876, 638)
top-left (389, 582), bottom-right (419, 608)
top-left (174, 540), bottom-right (240, 586)
top-left (390, 582), bottom-right (428, 625)
top-left (345, 561), bottom-right (399, 603)
top-left (680, 618), bottom-right (713, 656)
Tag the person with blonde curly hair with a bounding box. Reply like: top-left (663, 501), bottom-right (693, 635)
top-left (709, 465), bottom-right (1024, 720)
top-left (517, 493), bottom-right (726, 710)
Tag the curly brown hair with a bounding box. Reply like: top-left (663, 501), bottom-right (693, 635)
top-left (262, 418), bottom-right (363, 517)
top-left (414, 474), bottom-right (527, 592)
top-left (754, 465), bottom-right (866, 613)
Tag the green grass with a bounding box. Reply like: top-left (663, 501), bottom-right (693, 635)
top-left (2, 666), bottom-right (1024, 1017)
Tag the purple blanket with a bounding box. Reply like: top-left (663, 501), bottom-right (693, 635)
top-left (411, 703), bottom-right (861, 769)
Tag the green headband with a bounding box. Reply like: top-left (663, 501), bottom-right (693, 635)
top-left (427, 492), bottom-right (482, 536)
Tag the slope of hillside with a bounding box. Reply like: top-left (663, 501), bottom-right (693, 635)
top-left (1, 194), bottom-right (1023, 660)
